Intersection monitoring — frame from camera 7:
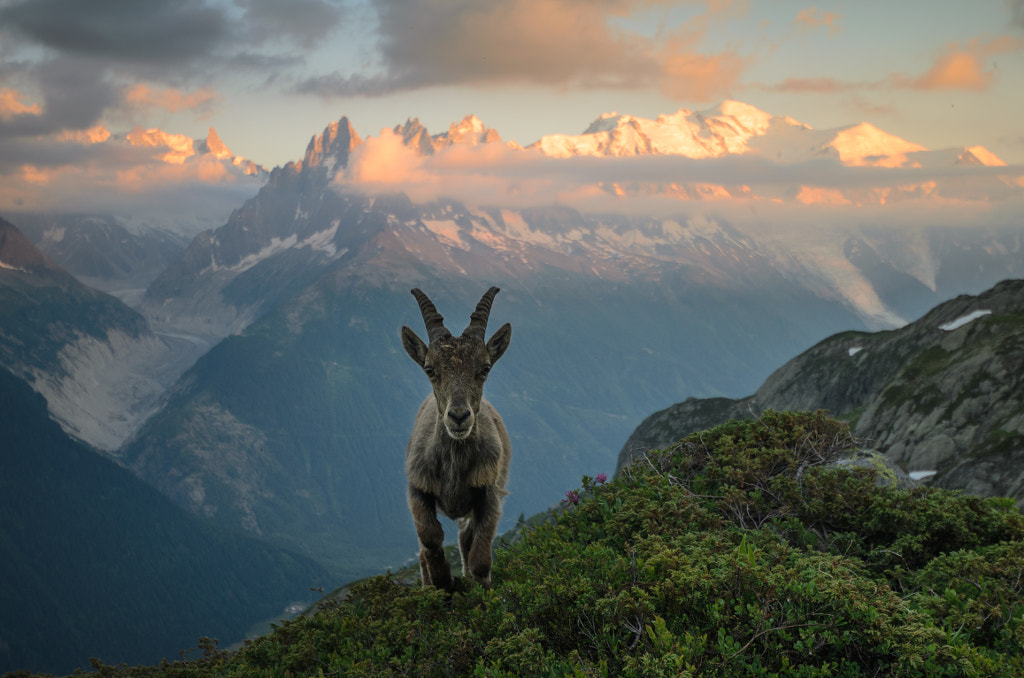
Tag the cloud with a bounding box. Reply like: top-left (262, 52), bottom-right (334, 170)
top-left (295, 0), bottom-right (747, 101)
top-left (238, 0), bottom-right (345, 46)
top-left (0, 123), bottom-right (263, 222)
top-left (793, 7), bottom-right (842, 34)
top-left (0, 58), bottom-right (117, 139)
top-left (0, 0), bottom-right (227, 66)
top-left (335, 128), bottom-right (1024, 220)
top-left (0, 88), bottom-right (41, 119)
top-left (895, 36), bottom-right (1022, 91)
top-left (123, 84), bottom-right (220, 116)
top-left (755, 35), bottom-right (1022, 94)
top-left (0, 0), bottom-right (333, 141)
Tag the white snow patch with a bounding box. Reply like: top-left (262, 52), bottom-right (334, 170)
top-left (423, 219), bottom-right (470, 250)
top-left (201, 234), bottom-right (300, 275)
top-left (909, 470), bottom-right (937, 481)
top-left (0, 259), bottom-right (26, 272)
top-left (848, 347), bottom-right (863, 356)
top-left (42, 227), bottom-right (67, 243)
top-left (298, 220), bottom-right (343, 257)
top-left (939, 310), bottom-right (991, 331)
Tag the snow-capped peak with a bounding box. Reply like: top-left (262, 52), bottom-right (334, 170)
top-left (302, 117), bottom-right (363, 172)
top-left (700, 100), bottom-right (773, 136)
top-left (201, 127), bottom-right (233, 159)
top-left (964, 146), bottom-right (1006, 167)
top-left (532, 102), bottom-right (780, 159)
top-left (432, 115), bottom-right (502, 147)
top-left (828, 122), bottom-right (928, 167)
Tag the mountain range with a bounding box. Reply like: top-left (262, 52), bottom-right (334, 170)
top-left (2, 100), bottom-right (1023, 672)
top-left (109, 104), bottom-right (1023, 580)
top-left (617, 278), bottom-right (1024, 507)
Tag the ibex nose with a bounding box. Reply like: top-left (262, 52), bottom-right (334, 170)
top-left (448, 407), bottom-right (471, 426)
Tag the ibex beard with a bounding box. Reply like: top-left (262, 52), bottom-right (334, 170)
top-left (401, 286), bottom-right (512, 591)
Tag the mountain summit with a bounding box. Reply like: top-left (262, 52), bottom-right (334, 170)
top-left (534, 100), bottom-right (778, 158)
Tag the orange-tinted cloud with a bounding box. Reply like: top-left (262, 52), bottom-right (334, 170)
top-left (0, 88), bottom-right (42, 119)
top-left (898, 36), bottom-right (1022, 91)
top-left (296, 0), bottom-right (747, 102)
top-left (123, 84), bottom-right (220, 115)
top-left (335, 123), bottom-right (1024, 220)
top-left (756, 35), bottom-right (1021, 95)
top-left (793, 7), bottom-right (842, 34)
top-left (0, 125), bottom-right (263, 219)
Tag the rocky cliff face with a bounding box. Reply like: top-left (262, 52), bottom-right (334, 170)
top-left (618, 278), bottom-right (1024, 507)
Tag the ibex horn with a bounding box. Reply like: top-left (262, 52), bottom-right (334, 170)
top-left (464, 287), bottom-right (500, 340)
top-left (411, 288), bottom-right (451, 343)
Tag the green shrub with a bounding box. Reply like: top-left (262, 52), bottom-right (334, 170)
top-left (19, 411), bottom-right (1024, 677)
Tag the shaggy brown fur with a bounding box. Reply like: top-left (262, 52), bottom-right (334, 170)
top-left (401, 287), bottom-right (512, 590)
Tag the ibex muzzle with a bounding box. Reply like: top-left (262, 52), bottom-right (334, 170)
top-left (401, 287), bottom-right (512, 590)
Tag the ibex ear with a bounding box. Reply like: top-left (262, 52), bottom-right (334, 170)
top-left (486, 323), bottom-right (512, 363)
top-left (401, 326), bottom-right (428, 367)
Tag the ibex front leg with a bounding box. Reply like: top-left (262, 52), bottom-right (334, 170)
top-left (458, 486), bottom-right (503, 589)
top-left (408, 486), bottom-right (453, 591)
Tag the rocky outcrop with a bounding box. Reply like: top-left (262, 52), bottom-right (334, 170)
top-left (618, 279), bottom-right (1024, 507)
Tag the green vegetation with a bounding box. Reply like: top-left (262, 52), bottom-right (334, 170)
top-left (13, 411), bottom-right (1024, 677)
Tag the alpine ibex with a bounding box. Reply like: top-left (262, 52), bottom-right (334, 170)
top-left (401, 287), bottom-right (512, 591)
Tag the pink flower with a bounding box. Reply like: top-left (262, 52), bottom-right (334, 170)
top-left (564, 490), bottom-right (579, 506)
top-left (595, 473), bottom-right (607, 484)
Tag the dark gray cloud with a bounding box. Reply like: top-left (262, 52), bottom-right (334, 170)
top-left (238, 0), bottom-right (345, 46)
top-left (0, 0), bottom-right (345, 143)
top-left (0, 57), bottom-right (117, 138)
top-left (0, 0), bottom-right (228, 65)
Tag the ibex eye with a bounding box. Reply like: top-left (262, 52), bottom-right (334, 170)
top-left (479, 365), bottom-right (491, 376)
top-left (424, 366), bottom-right (435, 377)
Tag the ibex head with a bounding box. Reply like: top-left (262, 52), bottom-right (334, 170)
top-left (402, 287), bottom-right (512, 441)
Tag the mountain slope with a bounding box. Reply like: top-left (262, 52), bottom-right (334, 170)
top-left (0, 217), bottom-right (203, 450)
top-left (11, 212), bottom-right (191, 305)
top-left (0, 366), bottom-right (328, 676)
top-left (617, 278), bottom-right (1024, 506)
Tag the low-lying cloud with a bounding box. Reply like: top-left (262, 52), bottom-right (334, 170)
top-left (336, 128), bottom-right (1024, 225)
top-left (0, 128), bottom-right (263, 226)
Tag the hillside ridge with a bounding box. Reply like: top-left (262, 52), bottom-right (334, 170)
top-left (617, 278), bottom-right (1024, 507)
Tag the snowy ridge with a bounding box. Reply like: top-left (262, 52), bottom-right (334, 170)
top-left (535, 100), bottom-right (779, 159)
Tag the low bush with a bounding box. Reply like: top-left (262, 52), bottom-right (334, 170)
top-left (17, 411), bottom-right (1024, 677)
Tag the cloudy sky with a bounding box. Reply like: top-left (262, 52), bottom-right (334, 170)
top-left (1, 0), bottom-right (1022, 222)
